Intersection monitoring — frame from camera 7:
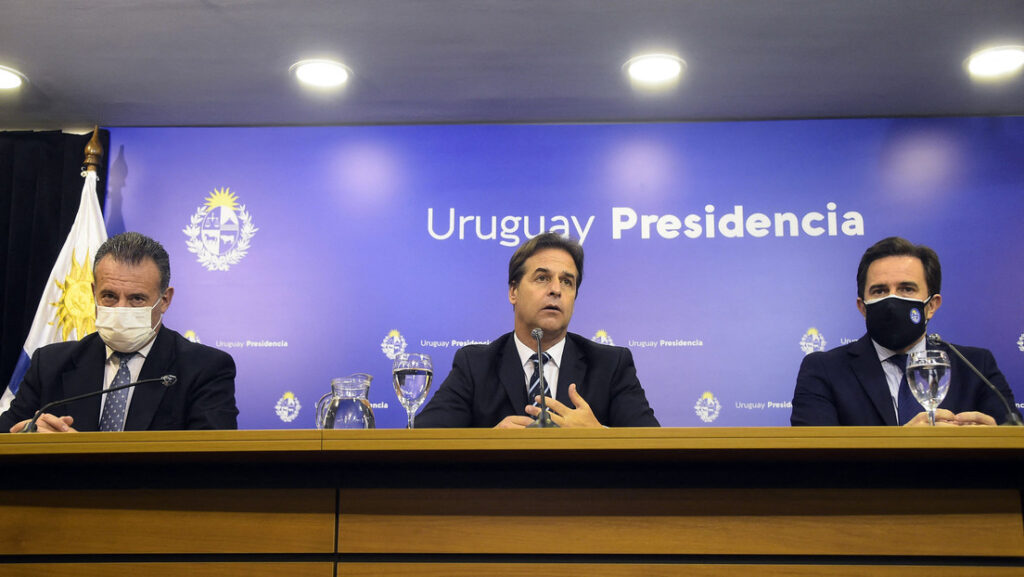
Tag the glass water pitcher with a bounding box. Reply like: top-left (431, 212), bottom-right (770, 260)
top-left (315, 373), bottom-right (375, 429)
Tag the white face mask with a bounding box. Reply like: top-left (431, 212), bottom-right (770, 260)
top-left (95, 298), bottom-right (163, 353)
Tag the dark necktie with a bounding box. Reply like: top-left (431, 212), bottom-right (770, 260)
top-left (99, 352), bottom-right (136, 432)
top-left (892, 353), bottom-right (923, 425)
top-left (527, 352), bottom-right (552, 406)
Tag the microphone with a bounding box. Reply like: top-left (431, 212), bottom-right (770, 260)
top-left (20, 374), bottom-right (178, 433)
top-left (926, 334), bottom-right (1022, 426)
top-left (526, 328), bottom-right (558, 428)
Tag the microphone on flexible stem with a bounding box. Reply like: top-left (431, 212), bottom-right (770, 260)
top-left (20, 374), bottom-right (178, 433)
top-left (526, 328), bottom-right (558, 428)
top-left (927, 334), bottom-right (1023, 426)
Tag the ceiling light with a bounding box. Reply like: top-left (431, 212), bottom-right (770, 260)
top-left (966, 46), bottom-right (1024, 80)
top-left (624, 54), bottom-right (686, 86)
top-left (0, 65), bottom-right (26, 89)
top-left (291, 59), bottom-right (350, 88)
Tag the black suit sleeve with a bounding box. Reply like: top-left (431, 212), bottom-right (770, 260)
top-left (184, 348), bottom-right (238, 429)
top-left (606, 348), bottom-right (659, 427)
top-left (0, 350), bottom-right (45, 432)
top-left (791, 352), bottom-right (840, 426)
top-left (415, 347), bottom-right (475, 428)
top-left (969, 348), bottom-right (1021, 425)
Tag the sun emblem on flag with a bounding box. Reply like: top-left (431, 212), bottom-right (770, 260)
top-left (49, 248), bottom-right (96, 341)
top-left (183, 187), bottom-right (258, 271)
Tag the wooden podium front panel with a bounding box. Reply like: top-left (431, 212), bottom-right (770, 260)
top-left (338, 488), bottom-right (1024, 557)
top-left (339, 564), bottom-right (1024, 577)
top-left (0, 488), bottom-right (335, 555)
top-left (3, 563), bottom-right (334, 577)
top-left (3, 428), bottom-right (1024, 573)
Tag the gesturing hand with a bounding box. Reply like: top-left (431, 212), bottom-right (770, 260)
top-left (525, 384), bottom-right (603, 428)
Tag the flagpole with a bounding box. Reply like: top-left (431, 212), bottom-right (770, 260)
top-left (84, 125), bottom-right (103, 173)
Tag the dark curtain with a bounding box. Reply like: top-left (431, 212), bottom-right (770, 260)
top-left (0, 130), bottom-right (110, 390)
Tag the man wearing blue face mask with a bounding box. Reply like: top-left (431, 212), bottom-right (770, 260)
top-left (0, 232), bottom-right (239, 433)
top-left (792, 236), bottom-right (1021, 427)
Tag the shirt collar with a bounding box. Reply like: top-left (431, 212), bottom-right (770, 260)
top-left (513, 332), bottom-right (565, 369)
top-left (870, 335), bottom-right (927, 364)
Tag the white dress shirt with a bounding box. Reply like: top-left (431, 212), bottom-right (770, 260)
top-left (513, 332), bottom-right (565, 401)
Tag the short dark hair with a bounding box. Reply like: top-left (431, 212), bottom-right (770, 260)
top-left (856, 236), bottom-right (941, 299)
top-left (94, 232), bottom-right (171, 292)
top-left (508, 232), bottom-right (584, 293)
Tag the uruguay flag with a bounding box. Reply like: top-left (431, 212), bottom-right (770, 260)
top-left (0, 169), bottom-right (107, 413)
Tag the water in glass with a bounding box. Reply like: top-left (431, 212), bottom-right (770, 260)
top-left (906, 350), bottom-right (951, 426)
top-left (392, 353), bottom-right (433, 429)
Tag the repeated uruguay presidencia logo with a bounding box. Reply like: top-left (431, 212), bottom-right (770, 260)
top-left (1018, 332), bottom-right (1024, 353)
top-left (183, 188), bottom-right (258, 271)
top-left (694, 391), bottom-right (721, 423)
top-left (799, 327), bottom-right (827, 355)
top-left (183, 330), bottom-right (201, 344)
top-left (381, 330), bottom-right (407, 360)
top-left (591, 330), bottom-right (614, 346)
top-left (275, 392), bottom-right (301, 423)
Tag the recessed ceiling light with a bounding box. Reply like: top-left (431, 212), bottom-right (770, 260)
top-left (0, 65), bottom-right (26, 89)
top-left (624, 54), bottom-right (686, 86)
top-left (966, 46), bottom-right (1024, 80)
top-left (290, 59), bottom-right (350, 88)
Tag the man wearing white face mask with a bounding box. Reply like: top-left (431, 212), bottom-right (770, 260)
top-left (792, 237), bottom-right (1021, 427)
top-left (0, 232), bottom-right (238, 433)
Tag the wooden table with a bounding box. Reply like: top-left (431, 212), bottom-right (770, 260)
top-left (1, 427), bottom-right (1023, 576)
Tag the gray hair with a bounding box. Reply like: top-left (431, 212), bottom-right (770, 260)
top-left (94, 232), bottom-right (171, 292)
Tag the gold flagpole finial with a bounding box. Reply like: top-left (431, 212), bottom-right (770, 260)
top-left (83, 126), bottom-right (104, 173)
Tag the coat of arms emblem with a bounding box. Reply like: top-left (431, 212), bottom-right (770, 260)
top-left (184, 188), bottom-right (258, 271)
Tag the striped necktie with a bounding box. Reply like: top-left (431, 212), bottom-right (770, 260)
top-left (527, 352), bottom-right (552, 406)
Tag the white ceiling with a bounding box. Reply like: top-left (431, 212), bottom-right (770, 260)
top-left (1, 0), bottom-right (1022, 129)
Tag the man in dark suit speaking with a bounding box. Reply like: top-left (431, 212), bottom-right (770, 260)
top-left (1, 232), bottom-right (239, 433)
top-left (417, 232), bottom-right (658, 428)
top-left (792, 236), bottom-right (1020, 427)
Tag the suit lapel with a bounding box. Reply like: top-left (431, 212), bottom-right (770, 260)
top-left (498, 335), bottom-right (529, 413)
top-left (124, 326), bottom-right (173, 431)
top-left (557, 335), bottom-right (586, 406)
top-left (849, 334), bottom-right (897, 426)
top-left (60, 334), bottom-right (107, 431)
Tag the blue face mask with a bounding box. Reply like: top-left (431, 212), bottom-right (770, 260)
top-left (863, 294), bottom-right (932, 351)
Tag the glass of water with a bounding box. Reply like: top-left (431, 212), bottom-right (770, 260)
top-left (906, 350), bottom-right (951, 426)
top-left (392, 353), bottom-right (433, 429)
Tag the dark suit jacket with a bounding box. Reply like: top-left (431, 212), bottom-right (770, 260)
top-left (792, 334), bottom-right (1020, 426)
top-left (0, 326), bottom-right (238, 432)
top-left (416, 332), bottom-right (659, 428)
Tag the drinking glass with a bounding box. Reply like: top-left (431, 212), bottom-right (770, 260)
top-left (392, 353), bottom-right (433, 429)
top-left (906, 350), bottom-right (951, 426)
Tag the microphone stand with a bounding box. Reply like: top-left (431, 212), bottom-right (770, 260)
top-left (20, 375), bottom-right (177, 433)
top-left (927, 334), bottom-right (1022, 426)
top-left (526, 328), bottom-right (558, 428)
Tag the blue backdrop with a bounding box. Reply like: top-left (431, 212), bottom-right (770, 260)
top-left (106, 118), bottom-right (1024, 428)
